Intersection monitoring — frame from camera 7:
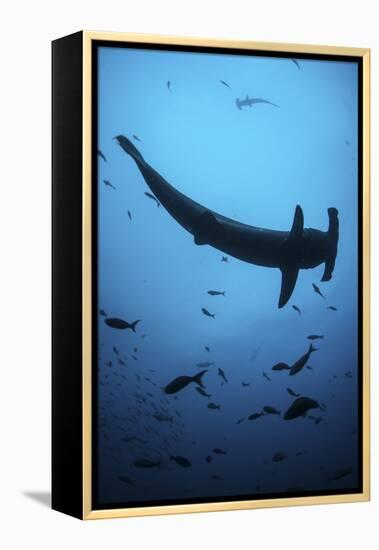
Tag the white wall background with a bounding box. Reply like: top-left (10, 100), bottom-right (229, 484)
top-left (0, 1), bottom-right (376, 548)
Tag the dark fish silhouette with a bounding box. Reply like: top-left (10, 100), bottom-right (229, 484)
top-left (345, 371), bottom-right (353, 379)
top-left (218, 367), bottom-right (228, 383)
top-left (105, 318), bottom-right (141, 332)
top-left (196, 361), bottom-right (214, 368)
top-left (118, 475), bottom-right (134, 484)
top-left (99, 309), bottom-right (107, 317)
top-left (248, 412), bottom-right (265, 420)
top-left (221, 256), bottom-right (228, 263)
top-left (144, 191), bottom-right (160, 207)
top-left (208, 402), bottom-right (221, 410)
top-left (202, 307), bottom-right (215, 319)
top-left (213, 448), bottom-right (227, 455)
top-left (113, 346), bottom-right (119, 355)
top-left (327, 306), bottom-right (338, 311)
top-left (207, 290), bottom-right (225, 296)
top-left (205, 346), bottom-right (210, 352)
top-left (292, 305), bottom-right (301, 315)
top-left (115, 135), bottom-right (339, 308)
top-left (284, 397), bottom-right (320, 420)
top-left (103, 179), bottom-right (116, 190)
top-left (328, 466), bottom-right (353, 481)
top-left (153, 412), bottom-right (173, 423)
top-left (286, 387), bottom-right (300, 397)
top-left (312, 283), bottom-right (325, 299)
top-left (205, 455), bottom-right (213, 463)
top-left (236, 95), bottom-right (279, 110)
top-left (170, 455), bottom-right (192, 467)
top-left (133, 458), bottom-right (161, 468)
top-left (306, 365), bottom-right (313, 371)
top-left (236, 418), bottom-right (244, 424)
top-left (272, 362), bottom-right (291, 371)
top-left (274, 343), bottom-right (317, 377)
top-left (272, 452), bottom-right (287, 462)
top-left (97, 149), bottom-right (107, 162)
top-left (164, 370), bottom-right (207, 394)
top-left (262, 372), bottom-right (272, 382)
top-left (195, 386), bottom-right (211, 399)
top-left (167, 80), bottom-right (171, 91)
top-left (220, 80), bottom-right (231, 88)
top-left (307, 335), bottom-right (324, 340)
top-left (263, 406), bottom-right (280, 415)
top-left (241, 382), bottom-right (250, 387)
top-left (291, 58), bottom-right (301, 70)
top-left (128, 210), bottom-right (132, 221)
top-left (133, 134), bottom-right (142, 142)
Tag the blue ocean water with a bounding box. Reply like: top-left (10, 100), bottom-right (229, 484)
top-left (96, 45), bottom-right (359, 506)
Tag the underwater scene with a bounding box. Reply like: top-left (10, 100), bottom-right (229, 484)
top-left (96, 45), bottom-right (360, 507)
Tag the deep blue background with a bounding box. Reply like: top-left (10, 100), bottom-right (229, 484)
top-left (96, 46), bottom-right (359, 505)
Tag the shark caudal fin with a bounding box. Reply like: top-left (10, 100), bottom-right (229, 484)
top-left (278, 206), bottom-right (304, 308)
top-left (322, 208), bottom-right (339, 282)
top-left (114, 135), bottom-right (145, 163)
top-left (236, 98), bottom-right (242, 110)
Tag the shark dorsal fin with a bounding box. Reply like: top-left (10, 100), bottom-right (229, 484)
top-left (288, 205), bottom-right (304, 241)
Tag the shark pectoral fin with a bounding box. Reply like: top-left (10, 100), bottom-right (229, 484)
top-left (279, 266), bottom-right (299, 308)
top-left (288, 205), bottom-right (304, 242)
top-left (193, 211), bottom-right (220, 246)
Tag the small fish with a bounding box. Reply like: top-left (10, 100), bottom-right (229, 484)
top-left (153, 412), bottom-right (173, 423)
top-left (286, 387), bottom-right (300, 397)
top-left (195, 387), bottom-right (211, 399)
top-left (103, 179), bottom-right (116, 190)
top-left (327, 306), bottom-right (338, 311)
top-left (128, 210), bottom-right (132, 221)
top-left (196, 361), bottom-right (215, 368)
top-left (202, 307), bottom-right (215, 319)
top-left (262, 372), bottom-right (272, 382)
top-left (118, 475), bottom-right (134, 484)
top-left (131, 355), bottom-right (138, 361)
top-left (272, 452), bottom-right (286, 462)
top-left (218, 367), bottom-right (228, 383)
top-left (170, 455), bottom-right (192, 468)
top-left (345, 371), bottom-right (353, 379)
top-left (221, 256), bottom-right (228, 263)
top-left (133, 458), bottom-right (161, 468)
top-left (248, 412), bottom-right (264, 421)
top-left (263, 406), bottom-right (280, 415)
top-left (113, 346), bottom-right (119, 355)
top-left (306, 365), bottom-right (313, 371)
top-left (236, 418), bottom-right (244, 424)
top-left (241, 382), bottom-right (250, 387)
top-left (291, 58), bottom-right (301, 70)
top-left (284, 396), bottom-right (320, 420)
top-left (99, 309), bottom-right (107, 317)
top-left (208, 402), bottom-right (221, 410)
top-left (207, 290), bottom-right (226, 296)
top-left (167, 80), bottom-right (171, 91)
top-left (164, 370), bottom-right (207, 394)
top-left (307, 335), bottom-right (324, 340)
top-left (272, 362), bottom-right (291, 371)
top-left (144, 192), bottom-right (160, 207)
top-left (97, 149), bottom-right (107, 162)
top-left (213, 448), bottom-right (227, 455)
top-left (132, 134), bottom-right (142, 142)
top-left (205, 455), bottom-right (213, 463)
top-left (312, 283), bottom-right (325, 299)
top-left (328, 466), bottom-right (353, 481)
top-left (117, 358), bottom-right (126, 366)
top-left (219, 80), bottom-right (231, 88)
top-left (205, 346), bottom-right (210, 352)
top-left (105, 318), bottom-right (141, 332)
top-left (292, 305), bottom-right (301, 315)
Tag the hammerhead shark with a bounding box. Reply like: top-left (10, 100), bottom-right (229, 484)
top-left (236, 95), bottom-right (279, 109)
top-left (114, 135), bottom-right (339, 308)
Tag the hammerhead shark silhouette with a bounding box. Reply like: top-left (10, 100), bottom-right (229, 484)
top-left (114, 136), bottom-right (339, 308)
top-left (236, 95), bottom-right (279, 109)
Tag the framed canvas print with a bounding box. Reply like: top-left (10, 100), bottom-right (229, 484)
top-left (52, 31), bottom-right (370, 520)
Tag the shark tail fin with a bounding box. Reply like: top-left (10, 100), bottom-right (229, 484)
top-left (236, 98), bottom-right (241, 110)
top-left (115, 135), bottom-right (145, 163)
top-left (309, 343), bottom-right (318, 353)
top-left (278, 206), bottom-right (304, 308)
top-left (193, 370), bottom-right (207, 388)
top-left (322, 208), bottom-right (339, 281)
